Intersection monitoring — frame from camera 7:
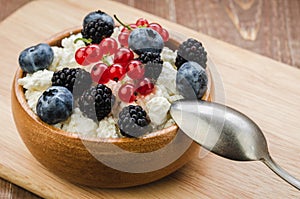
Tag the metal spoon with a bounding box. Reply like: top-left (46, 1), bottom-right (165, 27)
top-left (170, 100), bottom-right (300, 190)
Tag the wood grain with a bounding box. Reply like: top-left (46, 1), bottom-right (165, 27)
top-left (0, 0), bottom-right (31, 21)
top-left (113, 0), bottom-right (300, 68)
top-left (0, 0), bottom-right (300, 198)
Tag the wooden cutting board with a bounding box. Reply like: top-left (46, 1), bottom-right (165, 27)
top-left (0, 0), bottom-right (299, 198)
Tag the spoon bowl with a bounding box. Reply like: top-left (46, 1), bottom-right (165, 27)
top-left (170, 100), bottom-right (300, 190)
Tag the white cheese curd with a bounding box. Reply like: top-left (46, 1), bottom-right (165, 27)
top-left (96, 116), bottom-right (119, 138)
top-left (161, 47), bottom-right (177, 66)
top-left (18, 69), bottom-right (53, 91)
top-left (146, 97), bottom-right (171, 126)
top-left (157, 61), bottom-right (178, 95)
top-left (24, 90), bottom-right (43, 113)
top-left (61, 108), bottom-right (98, 137)
top-left (48, 46), bottom-right (63, 71)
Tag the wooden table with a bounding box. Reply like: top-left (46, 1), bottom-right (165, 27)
top-left (1, 0), bottom-right (300, 198)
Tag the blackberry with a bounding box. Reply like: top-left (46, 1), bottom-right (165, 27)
top-left (138, 51), bottom-right (163, 80)
top-left (175, 38), bottom-right (207, 69)
top-left (78, 84), bottom-right (115, 121)
top-left (81, 18), bottom-right (114, 44)
top-left (118, 105), bottom-right (152, 138)
top-left (51, 68), bottom-right (92, 98)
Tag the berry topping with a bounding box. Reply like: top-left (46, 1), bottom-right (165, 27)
top-left (148, 23), bottom-right (163, 35)
top-left (136, 78), bottom-right (155, 96)
top-left (176, 61), bottom-right (208, 99)
top-left (118, 83), bottom-right (137, 103)
top-left (126, 60), bottom-right (145, 80)
top-left (83, 10), bottom-right (115, 27)
top-left (99, 37), bottom-right (118, 56)
top-left (107, 63), bottom-right (126, 82)
top-left (81, 18), bottom-right (114, 44)
top-left (51, 68), bottom-right (92, 98)
top-left (36, 86), bottom-right (73, 124)
top-left (78, 84), bottom-right (115, 121)
top-left (118, 105), bottom-right (152, 137)
top-left (136, 18), bottom-right (149, 27)
top-left (113, 47), bottom-right (134, 67)
top-left (118, 32), bottom-right (130, 47)
top-left (91, 63), bottom-right (110, 84)
top-left (85, 44), bottom-right (102, 63)
top-left (75, 47), bottom-right (90, 66)
top-left (18, 43), bottom-right (54, 73)
top-left (128, 28), bottom-right (164, 55)
top-left (160, 28), bottom-right (169, 42)
top-left (175, 38), bottom-right (207, 69)
top-left (138, 51), bottom-right (163, 80)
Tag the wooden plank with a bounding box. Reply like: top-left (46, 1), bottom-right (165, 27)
top-left (0, 0), bottom-right (300, 198)
top-left (113, 0), bottom-right (300, 68)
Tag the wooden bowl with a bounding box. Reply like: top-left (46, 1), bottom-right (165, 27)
top-left (11, 28), bottom-right (215, 188)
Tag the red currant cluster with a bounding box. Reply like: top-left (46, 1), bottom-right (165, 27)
top-left (90, 46), bottom-right (134, 84)
top-left (118, 77), bottom-right (154, 103)
top-left (75, 37), bottom-right (118, 66)
top-left (75, 37), bottom-right (155, 103)
top-left (118, 18), bottom-right (169, 47)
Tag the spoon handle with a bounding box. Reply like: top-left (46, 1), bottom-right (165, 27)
top-left (262, 155), bottom-right (300, 190)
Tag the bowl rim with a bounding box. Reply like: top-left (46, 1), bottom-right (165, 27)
top-left (13, 27), bottom-right (213, 144)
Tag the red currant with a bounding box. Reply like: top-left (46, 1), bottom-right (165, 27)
top-left (99, 38), bottom-right (118, 56)
top-left (114, 47), bottom-right (134, 67)
top-left (118, 32), bottom-right (130, 47)
top-left (161, 28), bottom-right (169, 42)
top-left (85, 44), bottom-right (102, 63)
top-left (126, 60), bottom-right (145, 80)
top-left (91, 63), bottom-right (110, 84)
top-left (108, 63), bottom-right (126, 82)
top-left (149, 23), bottom-right (163, 35)
top-left (75, 47), bottom-right (90, 66)
top-left (136, 78), bottom-right (155, 96)
top-left (136, 18), bottom-right (149, 27)
top-left (118, 83), bottom-right (137, 103)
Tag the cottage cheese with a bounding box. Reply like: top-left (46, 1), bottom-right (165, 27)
top-left (18, 69), bottom-right (53, 91)
top-left (60, 108), bottom-right (98, 137)
top-left (146, 97), bottom-right (171, 127)
top-left (157, 61), bottom-right (178, 95)
top-left (48, 33), bottom-right (85, 71)
top-left (161, 47), bottom-right (177, 66)
top-left (24, 90), bottom-right (43, 113)
top-left (96, 116), bottom-right (119, 138)
top-left (18, 69), bottom-right (54, 113)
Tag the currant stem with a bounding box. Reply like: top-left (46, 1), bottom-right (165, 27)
top-left (102, 55), bottom-right (111, 66)
top-left (114, 15), bottom-right (132, 30)
top-left (74, 37), bottom-right (92, 44)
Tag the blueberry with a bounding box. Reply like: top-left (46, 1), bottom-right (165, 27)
top-left (176, 61), bottom-right (208, 99)
top-left (83, 10), bottom-right (114, 27)
top-left (18, 43), bottom-right (54, 73)
top-left (128, 28), bottom-right (164, 55)
top-left (36, 86), bottom-right (73, 125)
